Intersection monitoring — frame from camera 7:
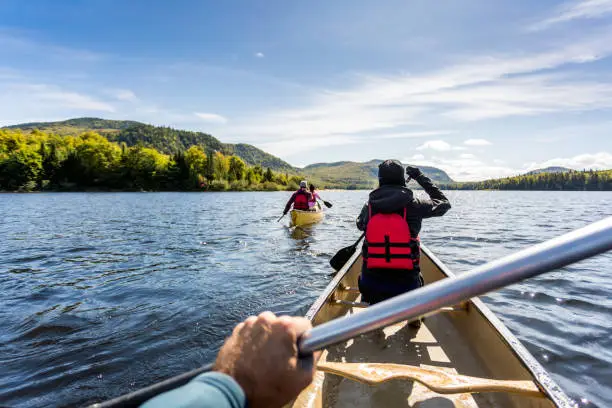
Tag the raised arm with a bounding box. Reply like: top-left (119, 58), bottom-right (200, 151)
top-left (405, 166), bottom-right (451, 218)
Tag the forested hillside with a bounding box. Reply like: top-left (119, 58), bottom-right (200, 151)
top-left (447, 170), bottom-right (612, 191)
top-left (0, 129), bottom-right (303, 192)
top-left (5, 118), bottom-right (294, 171)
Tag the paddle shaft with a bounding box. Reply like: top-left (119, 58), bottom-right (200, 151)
top-left (299, 216), bottom-right (612, 355)
top-left (352, 232), bottom-right (365, 248)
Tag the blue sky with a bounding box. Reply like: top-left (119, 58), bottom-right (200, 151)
top-left (1, 0), bottom-right (612, 181)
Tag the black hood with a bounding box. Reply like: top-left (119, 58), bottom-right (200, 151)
top-left (369, 185), bottom-right (414, 212)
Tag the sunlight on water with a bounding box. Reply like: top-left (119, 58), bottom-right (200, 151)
top-left (0, 191), bottom-right (610, 407)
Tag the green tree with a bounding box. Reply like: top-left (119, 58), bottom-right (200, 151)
top-left (74, 132), bottom-right (121, 185)
top-left (184, 146), bottom-right (208, 186)
top-left (228, 155), bottom-right (246, 182)
top-left (123, 146), bottom-right (170, 189)
top-left (0, 148), bottom-right (42, 191)
top-left (263, 167), bottom-right (274, 182)
top-left (213, 151), bottom-right (229, 180)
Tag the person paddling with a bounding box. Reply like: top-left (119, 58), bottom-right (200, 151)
top-left (308, 184), bottom-right (322, 210)
top-left (283, 180), bottom-right (311, 216)
top-left (356, 160), bottom-right (451, 327)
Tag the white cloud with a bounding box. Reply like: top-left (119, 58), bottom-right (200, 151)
top-left (527, 152), bottom-right (612, 171)
top-left (259, 135), bottom-right (360, 156)
top-left (464, 138), bottom-right (492, 146)
top-left (416, 140), bottom-right (452, 151)
top-left (227, 26), bottom-right (612, 158)
top-left (4, 83), bottom-right (114, 112)
top-left (410, 154), bottom-right (425, 161)
top-left (375, 130), bottom-right (454, 139)
top-left (530, 0), bottom-right (612, 31)
top-left (460, 153), bottom-right (476, 159)
top-left (113, 89), bottom-right (138, 102)
top-left (255, 52), bottom-right (265, 58)
top-left (0, 29), bottom-right (106, 61)
top-left (0, 67), bottom-right (21, 80)
top-left (194, 112), bottom-right (228, 124)
top-left (408, 155), bottom-right (519, 181)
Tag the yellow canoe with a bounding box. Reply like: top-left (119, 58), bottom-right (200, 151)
top-left (289, 245), bottom-right (572, 408)
top-left (290, 207), bottom-right (324, 227)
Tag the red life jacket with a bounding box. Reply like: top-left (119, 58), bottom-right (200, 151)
top-left (364, 204), bottom-right (419, 270)
top-left (293, 190), bottom-right (310, 210)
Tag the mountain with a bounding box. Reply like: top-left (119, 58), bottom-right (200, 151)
top-left (5, 117), bottom-right (140, 134)
top-left (525, 166), bottom-right (572, 175)
top-left (447, 169), bottom-right (611, 191)
top-left (4, 118), bottom-right (294, 171)
top-left (302, 159), bottom-right (454, 189)
top-left (4, 118), bottom-right (454, 187)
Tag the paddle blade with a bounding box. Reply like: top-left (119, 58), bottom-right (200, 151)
top-left (323, 201), bottom-right (333, 208)
top-left (329, 245), bottom-right (356, 271)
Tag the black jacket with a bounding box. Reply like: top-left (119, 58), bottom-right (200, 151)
top-left (356, 173), bottom-right (451, 297)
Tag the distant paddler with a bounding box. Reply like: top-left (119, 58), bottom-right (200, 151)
top-left (308, 184), bottom-right (332, 210)
top-left (282, 180), bottom-right (311, 218)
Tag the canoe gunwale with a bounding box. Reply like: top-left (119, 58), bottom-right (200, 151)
top-left (421, 245), bottom-right (574, 408)
top-left (305, 247), bottom-right (361, 321)
top-left (304, 242), bottom-right (573, 407)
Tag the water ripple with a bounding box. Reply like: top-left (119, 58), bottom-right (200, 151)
top-left (0, 191), bottom-right (610, 407)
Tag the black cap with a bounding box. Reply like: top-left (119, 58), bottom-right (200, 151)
top-left (378, 159), bottom-right (405, 186)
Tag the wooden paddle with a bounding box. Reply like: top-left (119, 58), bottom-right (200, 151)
top-left (329, 232), bottom-right (365, 271)
top-left (317, 362), bottom-right (543, 397)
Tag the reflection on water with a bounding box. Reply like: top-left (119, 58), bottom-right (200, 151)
top-left (0, 191), bottom-right (611, 407)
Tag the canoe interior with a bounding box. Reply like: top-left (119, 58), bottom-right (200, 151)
top-left (289, 246), bottom-right (572, 408)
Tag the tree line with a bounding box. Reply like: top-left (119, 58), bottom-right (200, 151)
top-left (0, 129), bottom-right (304, 192)
top-left (446, 170), bottom-right (612, 191)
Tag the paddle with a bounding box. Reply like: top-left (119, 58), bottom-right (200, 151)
top-left (317, 362), bottom-right (542, 397)
top-left (329, 232), bottom-right (365, 271)
top-left (90, 217), bottom-right (612, 408)
top-left (322, 200), bottom-right (332, 208)
top-left (277, 213), bottom-right (286, 222)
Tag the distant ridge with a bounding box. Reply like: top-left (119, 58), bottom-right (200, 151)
top-left (302, 159), bottom-right (453, 189)
top-left (525, 166), bottom-right (571, 175)
top-left (5, 117), bottom-right (455, 188)
top-left (5, 117), bottom-right (294, 171)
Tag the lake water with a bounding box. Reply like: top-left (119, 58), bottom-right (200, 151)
top-left (0, 191), bottom-right (610, 407)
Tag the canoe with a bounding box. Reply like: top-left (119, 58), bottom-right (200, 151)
top-left (291, 207), bottom-right (324, 227)
top-left (289, 244), bottom-right (574, 408)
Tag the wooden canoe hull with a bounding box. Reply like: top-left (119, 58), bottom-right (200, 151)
top-left (289, 245), bottom-right (573, 408)
top-left (290, 209), bottom-right (324, 227)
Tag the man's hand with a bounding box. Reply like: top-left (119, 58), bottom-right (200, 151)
top-left (214, 312), bottom-right (317, 408)
top-left (405, 165), bottom-right (423, 179)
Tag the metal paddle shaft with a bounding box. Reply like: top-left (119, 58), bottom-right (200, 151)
top-left (299, 216), bottom-right (612, 355)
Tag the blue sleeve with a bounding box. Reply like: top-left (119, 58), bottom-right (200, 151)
top-left (141, 372), bottom-right (246, 408)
